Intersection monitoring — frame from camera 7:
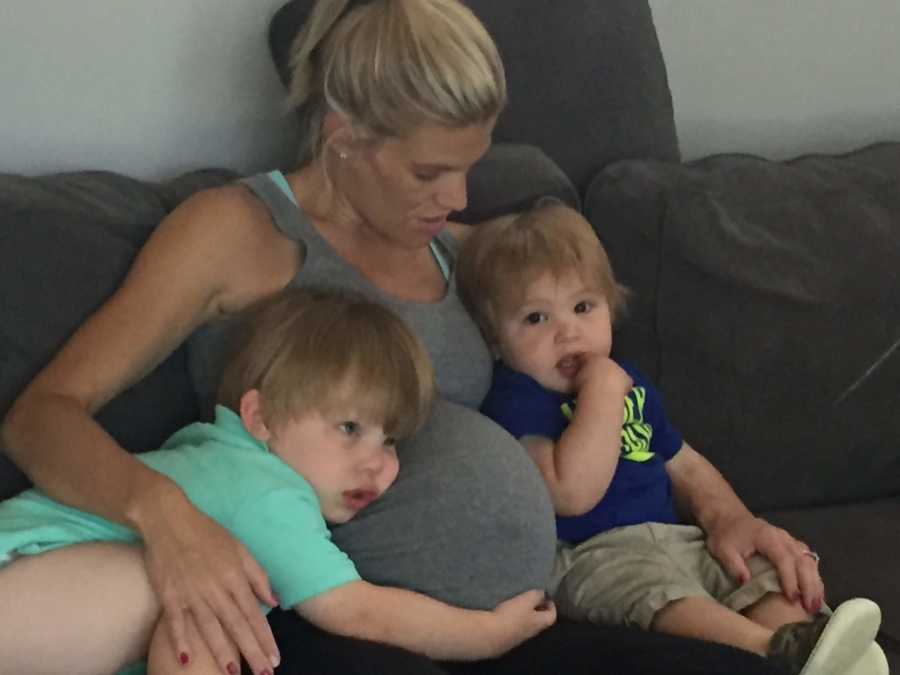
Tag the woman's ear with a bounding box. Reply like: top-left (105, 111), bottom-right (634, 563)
top-left (322, 110), bottom-right (355, 160)
top-left (239, 389), bottom-right (271, 442)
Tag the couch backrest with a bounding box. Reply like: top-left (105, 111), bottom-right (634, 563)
top-left (267, 0), bottom-right (680, 194)
top-left (587, 143), bottom-right (900, 511)
top-left (0, 170), bottom-right (236, 499)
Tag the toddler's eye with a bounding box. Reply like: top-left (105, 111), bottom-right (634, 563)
top-left (339, 421), bottom-right (360, 436)
top-left (574, 301), bottom-right (594, 313)
top-left (524, 312), bottom-right (546, 325)
top-left (384, 436), bottom-right (397, 448)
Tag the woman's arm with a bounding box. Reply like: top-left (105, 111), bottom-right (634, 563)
top-left (1, 185), bottom-right (293, 675)
top-left (666, 444), bottom-right (824, 613)
top-left (296, 581), bottom-right (555, 661)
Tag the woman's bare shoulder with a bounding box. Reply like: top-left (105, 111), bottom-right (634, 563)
top-left (156, 182), bottom-right (301, 313)
top-left (166, 182), bottom-right (270, 241)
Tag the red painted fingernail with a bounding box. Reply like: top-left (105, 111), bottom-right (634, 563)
top-left (226, 662), bottom-right (239, 675)
top-left (179, 652), bottom-right (190, 666)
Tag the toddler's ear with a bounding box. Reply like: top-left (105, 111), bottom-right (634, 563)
top-left (239, 389), bottom-right (271, 442)
top-left (489, 341), bottom-right (503, 361)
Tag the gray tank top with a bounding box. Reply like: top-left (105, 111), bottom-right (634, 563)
top-left (186, 171), bottom-right (555, 609)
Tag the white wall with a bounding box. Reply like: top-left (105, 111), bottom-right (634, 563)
top-left (650, 0), bottom-right (900, 161)
top-left (1, 0), bottom-right (297, 180)
top-left (2, 1), bottom-right (899, 179)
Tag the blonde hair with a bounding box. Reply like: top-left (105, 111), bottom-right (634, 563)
top-left (218, 288), bottom-right (435, 440)
top-left (458, 202), bottom-right (629, 345)
top-left (288, 0), bottom-right (506, 164)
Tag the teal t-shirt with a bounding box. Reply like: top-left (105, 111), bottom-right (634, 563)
top-left (0, 406), bottom-right (360, 672)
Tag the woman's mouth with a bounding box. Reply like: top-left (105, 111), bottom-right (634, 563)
top-left (420, 215), bottom-right (448, 236)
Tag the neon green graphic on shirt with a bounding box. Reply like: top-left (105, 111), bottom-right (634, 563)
top-left (561, 386), bottom-right (655, 463)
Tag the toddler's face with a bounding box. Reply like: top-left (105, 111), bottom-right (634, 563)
top-left (493, 271), bottom-right (613, 394)
top-left (266, 406), bottom-right (400, 524)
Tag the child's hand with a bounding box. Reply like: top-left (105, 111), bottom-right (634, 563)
top-left (487, 590), bottom-right (557, 656)
top-left (575, 355), bottom-right (632, 399)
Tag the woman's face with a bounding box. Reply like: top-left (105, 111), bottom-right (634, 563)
top-left (343, 119), bottom-right (495, 248)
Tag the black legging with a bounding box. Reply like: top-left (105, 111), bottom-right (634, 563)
top-left (266, 609), bottom-right (782, 675)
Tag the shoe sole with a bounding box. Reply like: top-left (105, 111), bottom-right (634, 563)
top-left (799, 598), bottom-right (881, 675)
top-left (844, 642), bottom-right (890, 675)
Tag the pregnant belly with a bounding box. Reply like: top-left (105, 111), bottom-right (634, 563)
top-left (330, 397), bottom-right (556, 609)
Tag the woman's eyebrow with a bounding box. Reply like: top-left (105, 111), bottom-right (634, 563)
top-left (411, 161), bottom-right (461, 172)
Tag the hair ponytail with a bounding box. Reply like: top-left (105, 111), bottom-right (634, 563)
top-left (287, 0), bottom-right (350, 110)
top-left (286, 0), bottom-right (506, 166)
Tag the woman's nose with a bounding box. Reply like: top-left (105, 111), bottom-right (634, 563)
top-left (437, 174), bottom-right (467, 212)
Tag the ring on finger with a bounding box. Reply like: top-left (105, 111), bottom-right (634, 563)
top-left (802, 550), bottom-right (821, 564)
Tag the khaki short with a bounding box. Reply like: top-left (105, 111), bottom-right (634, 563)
top-left (551, 523), bottom-right (782, 630)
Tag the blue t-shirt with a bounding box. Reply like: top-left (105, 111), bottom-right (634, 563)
top-left (481, 361), bottom-right (683, 544)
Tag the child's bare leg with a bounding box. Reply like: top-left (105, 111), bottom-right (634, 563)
top-left (743, 591), bottom-right (811, 629)
top-left (0, 542), bottom-right (159, 675)
top-left (651, 596), bottom-right (774, 655)
top-left (148, 609), bottom-right (241, 675)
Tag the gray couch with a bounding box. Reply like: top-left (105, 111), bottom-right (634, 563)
top-left (2, 0), bottom-right (898, 669)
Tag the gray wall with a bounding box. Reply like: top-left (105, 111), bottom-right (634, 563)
top-left (2, 0), bottom-right (899, 179)
top-left (651, 0), bottom-right (900, 161)
top-left (1, 0), bottom-right (296, 179)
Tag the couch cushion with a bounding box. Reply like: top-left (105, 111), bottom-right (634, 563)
top-left (585, 143), bottom-right (900, 512)
top-left (268, 0), bottom-right (679, 193)
top-left (0, 170), bottom-right (235, 499)
top-left (455, 144), bottom-right (579, 224)
top-left (765, 498), bottom-right (900, 667)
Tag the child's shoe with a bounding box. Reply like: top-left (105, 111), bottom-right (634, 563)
top-left (767, 598), bottom-right (881, 675)
top-left (845, 641), bottom-right (890, 675)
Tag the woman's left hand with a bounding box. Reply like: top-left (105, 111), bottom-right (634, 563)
top-left (706, 514), bottom-right (825, 614)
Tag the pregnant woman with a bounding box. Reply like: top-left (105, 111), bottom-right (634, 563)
top-left (3, 1), bottom-right (802, 673)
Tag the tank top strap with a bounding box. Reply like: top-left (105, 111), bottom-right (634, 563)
top-left (239, 170), bottom-right (310, 241)
top-left (431, 230), bottom-right (456, 282)
top-left (242, 170), bottom-right (457, 283)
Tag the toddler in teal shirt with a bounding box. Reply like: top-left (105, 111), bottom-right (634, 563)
top-left (0, 288), bottom-right (554, 675)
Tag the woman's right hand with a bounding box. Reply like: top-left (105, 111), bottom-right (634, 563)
top-left (137, 481), bottom-right (281, 675)
top-left (487, 589), bottom-right (556, 656)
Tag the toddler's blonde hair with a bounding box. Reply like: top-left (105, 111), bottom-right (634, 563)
top-left (218, 288), bottom-right (435, 440)
top-left (458, 202), bottom-right (629, 346)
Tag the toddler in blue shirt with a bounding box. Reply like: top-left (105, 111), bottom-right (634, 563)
top-left (457, 200), bottom-right (885, 675)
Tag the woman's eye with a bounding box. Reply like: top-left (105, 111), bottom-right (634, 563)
top-left (414, 171), bottom-right (439, 182)
top-left (524, 312), bottom-right (546, 325)
top-left (339, 421), bottom-right (360, 435)
top-left (574, 301), bottom-right (594, 313)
